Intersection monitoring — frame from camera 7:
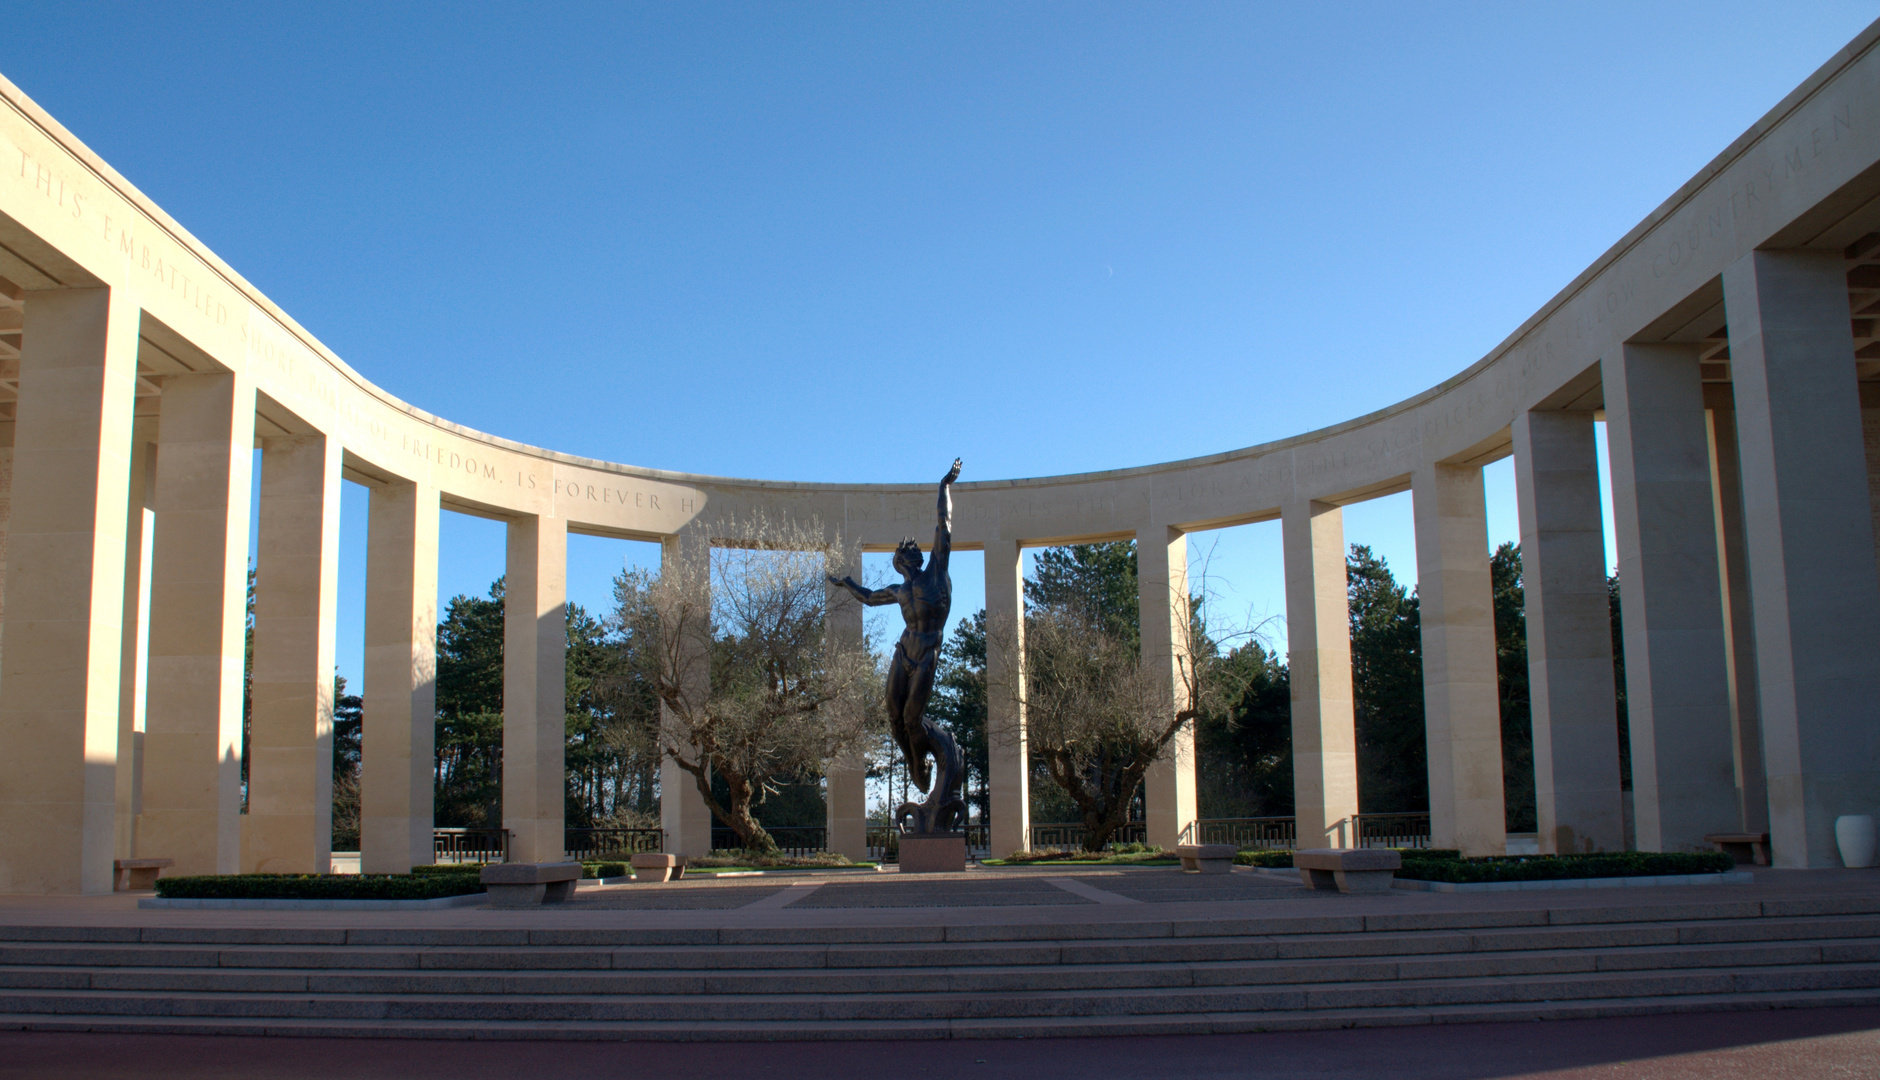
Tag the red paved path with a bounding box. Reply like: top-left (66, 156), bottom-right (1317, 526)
top-left (2, 1008), bottom-right (1875, 1080)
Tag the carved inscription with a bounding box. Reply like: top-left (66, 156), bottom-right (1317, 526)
top-left (6, 136), bottom-right (235, 327)
top-left (548, 475), bottom-right (696, 514)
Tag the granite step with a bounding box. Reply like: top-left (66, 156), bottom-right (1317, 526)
top-left (0, 937), bottom-right (1865, 998)
top-left (2, 914), bottom-right (1875, 974)
top-left (5, 895), bottom-right (1877, 950)
top-left (1, 960), bottom-right (1875, 1023)
top-left (0, 985), bottom-right (1874, 1041)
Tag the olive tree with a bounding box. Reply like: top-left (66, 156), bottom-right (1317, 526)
top-left (608, 517), bottom-right (877, 854)
top-left (986, 545), bottom-right (1248, 853)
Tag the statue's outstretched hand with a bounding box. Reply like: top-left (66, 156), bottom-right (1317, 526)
top-left (944, 458), bottom-right (963, 485)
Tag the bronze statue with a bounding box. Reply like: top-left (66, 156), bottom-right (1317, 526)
top-left (829, 458), bottom-right (967, 835)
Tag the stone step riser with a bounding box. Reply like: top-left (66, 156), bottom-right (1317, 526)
top-left (4, 963), bottom-right (1875, 1022)
top-left (0, 940), bottom-right (1866, 997)
top-left (4, 917), bottom-right (1875, 973)
top-left (5, 908), bottom-right (1878, 951)
top-left (4, 985), bottom-right (1880, 1041)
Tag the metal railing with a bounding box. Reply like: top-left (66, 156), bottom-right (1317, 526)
top-left (1189, 816), bottom-right (1297, 850)
top-left (963, 822), bottom-right (989, 857)
top-left (710, 825), bottom-right (828, 857)
top-left (1027, 821), bottom-right (1148, 853)
top-left (564, 827), bottom-right (665, 860)
top-left (434, 828), bottom-right (509, 864)
top-left (1353, 812), bottom-right (1433, 849)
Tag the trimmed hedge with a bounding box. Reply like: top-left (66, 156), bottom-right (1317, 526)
top-left (1234, 848), bottom-right (1734, 881)
top-left (411, 864), bottom-right (484, 877)
top-left (1233, 850), bottom-right (1729, 884)
top-left (1397, 850), bottom-right (1736, 883)
top-left (688, 851), bottom-right (861, 869)
top-left (154, 873), bottom-right (485, 901)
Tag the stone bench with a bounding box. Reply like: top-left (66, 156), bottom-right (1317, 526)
top-left (629, 853), bottom-right (687, 883)
top-left (479, 862), bottom-right (582, 908)
top-left (1294, 848), bottom-right (1401, 894)
top-left (1175, 844), bottom-right (1236, 875)
top-left (1705, 832), bottom-right (1771, 866)
top-left (113, 858), bottom-right (173, 892)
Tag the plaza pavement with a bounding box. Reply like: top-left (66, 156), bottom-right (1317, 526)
top-left (0, 864), bottom-right (1872, 936)
top-left (0, 1005), bottom-right (1874, 1079)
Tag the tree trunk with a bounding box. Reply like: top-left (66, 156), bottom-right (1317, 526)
top-left (702, 765), bottom-right (778, 855)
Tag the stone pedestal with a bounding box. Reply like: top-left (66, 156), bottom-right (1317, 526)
top-left (897, 832), bottom-right (966, 873)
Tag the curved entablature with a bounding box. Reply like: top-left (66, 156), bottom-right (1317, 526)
top-left (8, 23), bottom-right (1880, 556)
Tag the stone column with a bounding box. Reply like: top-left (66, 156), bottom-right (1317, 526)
top-left (361, 479), bottom-right (439, 874)
top-left (658, 532), bottom-right (713, 857)
top-left (0, 288), bottom-right (138, 894)
top-left (1862, 383), bottom-right (1880, 584)
top-left (1702, 385), bottom-right (1769, 835)
top-left (1282, 500), bottom-right (1359, 848)
top-left (1723, 249), bottom-right (1880, 867)
top-left (140, 371), bottom-right (256, 877)
top-left (113, 425), bottom-right (155, 861)
top-left (1601, 342), bottom-right (1739, 852)
top-left (0, 443), bottom-right (11, 653)
top-left (1412, 462), bottom-right (1508, 857)
top-left (823, 552), bottom-right (868, 860)
top-left (1512, 409), bottom-right (1625, 853)
top-left (1138, 524), bottom-right (1197, 849)
top-left (984, 537), bottom-right (1029, 857)
top-left (246, 435), bottom-right (342, 873)
top-left (504, 513), bottom-right (568, 864)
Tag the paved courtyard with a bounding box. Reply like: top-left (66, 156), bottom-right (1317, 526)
top-left (0, 863), bottom-right (1872, 933)
top-left (1, 1006), bottom-right (1875, 1079)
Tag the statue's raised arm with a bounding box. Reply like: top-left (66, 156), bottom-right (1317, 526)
top-left (931, 457), bottom-right (961, 577)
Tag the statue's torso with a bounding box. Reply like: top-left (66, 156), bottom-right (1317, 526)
top-left (895, 568), bottom-right (951, 662)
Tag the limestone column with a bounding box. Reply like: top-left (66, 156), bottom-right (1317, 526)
top-left (113, 425), bottom-right (155, 861)
top-left (140, 371), bottom-right (256, 877)
top-left (1702, 386), bottom-right (1769, 835)
top-left (658, 532), bottom-right (712, 856)
top-left (1862, 383), bottom-right (1880, 584)
top-left (1412, 462), bottom-right (1507, 857)
top-left (246, 435), bottom-right (342, 873)
top-left (361, 479), bottom-right (439, 873)
top-left (823, 552), bottom-right (867, 860)
top-left (1512, 409), bottom-right (1625, 854)
top-left (504, 513), bottom-right (568, 864)
top-left (1138, 525), bottom-right (1197, 849)
top-left (984, 537), bottom-right (1029, 857)
top-left (1722, 249), bottom-right (1880, 867)
top-left (0, 288), bottom-right (138, 894)
top-left (1282, 500), bottom-right (1358, 849)
top-left (1601, 342), bottom-right (1739, 852)
top-left (0, 441), bottom-right (11, 658)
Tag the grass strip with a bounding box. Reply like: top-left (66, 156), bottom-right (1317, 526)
top-left (982, 852), bottom-right (1180, 867)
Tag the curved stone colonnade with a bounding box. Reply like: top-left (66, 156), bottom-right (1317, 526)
top-left (6, 25), bottom-right (1880, 892)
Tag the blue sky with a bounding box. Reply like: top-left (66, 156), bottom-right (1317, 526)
top-left (3, 3), bottom-right (1875, 690)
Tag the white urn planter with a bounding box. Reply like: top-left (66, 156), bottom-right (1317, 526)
top-left (1836, 815), bottom-right (1877, 868)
